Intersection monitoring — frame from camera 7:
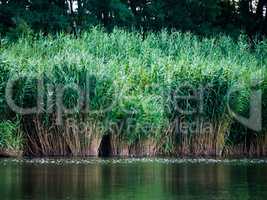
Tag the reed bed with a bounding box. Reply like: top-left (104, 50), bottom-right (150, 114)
top-left (0, 27), bottom-right (266, 157)
top-left (0, 120), bottom-right (23, 156)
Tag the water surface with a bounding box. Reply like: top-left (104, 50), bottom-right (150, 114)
top-left (0, 158), bottom-right (266, 200)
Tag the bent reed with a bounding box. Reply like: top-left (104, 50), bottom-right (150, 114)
top-left (0, 27), bottom-right (266, 157)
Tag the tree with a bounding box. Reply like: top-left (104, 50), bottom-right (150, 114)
top-left (1, 0), bottom-right (267, 37)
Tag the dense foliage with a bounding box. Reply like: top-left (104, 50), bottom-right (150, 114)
top-left (0, 28), bottom-right (266, 156)
top-left (0, 121), bottom-right (23, 151)
top-left (0, 0), bottom-right (267, 38)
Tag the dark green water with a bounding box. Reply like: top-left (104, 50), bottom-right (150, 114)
top-left (0, 158), bottom-right (267, 200)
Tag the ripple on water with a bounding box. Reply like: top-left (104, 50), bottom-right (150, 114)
top-left (0, 157), bottom-right (267, 166)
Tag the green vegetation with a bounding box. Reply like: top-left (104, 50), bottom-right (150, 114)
top-left (1, 0), bottom-right (267, 38)
top-left (0, 27), bottom-right (266, 157)
top-left (0, 121), bottom-right (23, 155)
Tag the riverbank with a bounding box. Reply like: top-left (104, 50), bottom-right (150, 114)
top-left (0, 28), bottom-right (266, 157)
top-left (0, 148), bottom-right (23, 157)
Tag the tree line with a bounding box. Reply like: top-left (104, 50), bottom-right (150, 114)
top-left (0, 0), bottom-right (267, 37)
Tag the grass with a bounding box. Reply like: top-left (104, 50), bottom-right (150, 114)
top-left (0, 27), bottom-right (266, 156)
top-left (0, 120), bottom-right (23, 152)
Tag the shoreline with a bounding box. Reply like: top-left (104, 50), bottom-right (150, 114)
top-left (0, 148), bottom-right (23, 158)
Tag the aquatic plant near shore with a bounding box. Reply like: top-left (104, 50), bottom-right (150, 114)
top-left (0, 121), bottom-right (23, 156)
top-left (0, 27), bottom-right (266, 157)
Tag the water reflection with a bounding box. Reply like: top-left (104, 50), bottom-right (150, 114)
top-left (0, 159), bottom-right (266, 200)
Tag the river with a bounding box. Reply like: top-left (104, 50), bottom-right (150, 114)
top-left (0, 158), bottom-right (266, 200)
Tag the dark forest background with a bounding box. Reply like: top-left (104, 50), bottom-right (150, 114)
top-left (0, 0), bottom-right (267, 38)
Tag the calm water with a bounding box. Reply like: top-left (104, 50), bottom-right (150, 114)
top-left (0, 158), bottom-right (267, 200)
